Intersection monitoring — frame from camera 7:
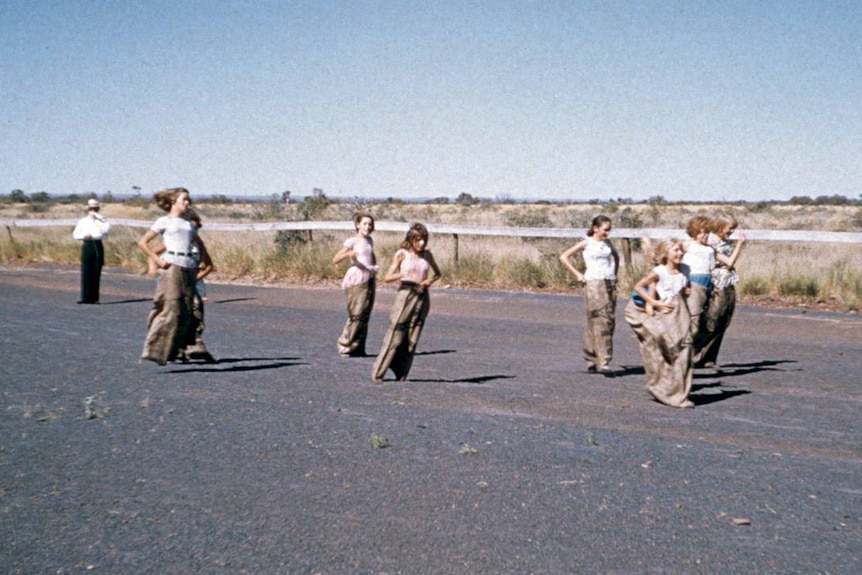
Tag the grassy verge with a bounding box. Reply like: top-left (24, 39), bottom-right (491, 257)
top-left (3, 202), bottom-right (861, 311)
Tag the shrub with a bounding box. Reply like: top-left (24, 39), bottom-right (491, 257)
top-left (739, 276), bottom-right (769, 297)
top-left (777, 276), bottom-right (819, 299)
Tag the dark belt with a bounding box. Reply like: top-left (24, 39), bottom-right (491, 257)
top-left (167, 251), bottom-right (192, 257)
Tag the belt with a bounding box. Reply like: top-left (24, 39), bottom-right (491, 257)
top-left (167, 251), bottom-right (192, 257)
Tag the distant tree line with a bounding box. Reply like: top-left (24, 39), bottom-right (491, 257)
top-left (3, 188), bottom-right (861, 207)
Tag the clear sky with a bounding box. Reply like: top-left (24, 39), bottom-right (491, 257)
top-left (2, 0), bottom-right (860, 202)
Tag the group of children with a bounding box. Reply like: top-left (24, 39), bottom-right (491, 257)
top-left (332, 213), bottom-right (441, 382)
top-left (560, 214), bottom-right (745, 408)
top-left (136, 192), bottom-right (442, 383)
top-left (135, 187), bottom-right (745, 406)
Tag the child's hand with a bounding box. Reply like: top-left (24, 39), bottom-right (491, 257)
top-left (645, 303), bottom-right (655, 317)
top-left (656, 301), bottom-right (675, 314)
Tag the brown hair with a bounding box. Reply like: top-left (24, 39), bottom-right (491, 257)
top-left (586, 214), bottom-right (612, 237)
top-left (401, 222), bottom-right (429, 251)
top-left (186, 207), bottom-right (201, 225)
top-left (685, 216), bottom-right (711, 238)
top-left (153, 187), bottom-right (190, 212)
top-left (354, 212), bottom-right (375, 230)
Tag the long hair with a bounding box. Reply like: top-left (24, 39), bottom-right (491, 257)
top-left (587, 214), bottom-right (612, 237)
top-left (710, 213), bottom-right (739, 234)
top-left (649, 238), bottom-right (685, 266)
top-left (401, 223), bottom-right (429, 251)
top-left (153, 187), bottom-right (190, 212)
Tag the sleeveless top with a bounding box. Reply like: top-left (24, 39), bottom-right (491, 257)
top-left (582, 237), bottom-right (616, 281)
top-left (397, 248), bottom-right (430, 284)
top-left (654, 264), bottom-right (690, 303)
top-left (681, 241), bottom-right (714, 275)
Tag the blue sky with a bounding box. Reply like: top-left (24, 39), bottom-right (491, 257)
top-left (2, 0), bottom-right (860, 202)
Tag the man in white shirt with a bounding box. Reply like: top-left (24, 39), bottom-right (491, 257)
top-left (72, 198), bottom-right (111, 304)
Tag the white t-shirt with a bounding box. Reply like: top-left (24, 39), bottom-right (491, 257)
top-left (151, 216), bottom-right (196, 268)
top-left (682, 241), bottom-right (714, 275)
top-left (582, 237), bottom-right (616, 281)
top-left (654, 264), bottom-right (690, 303)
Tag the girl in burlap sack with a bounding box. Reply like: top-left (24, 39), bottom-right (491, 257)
top-left (682, 216), bottom-right (746, 368)
top-left (693, 214), bottom-right (746, 368)
top-left (559, 215), bottom-right (620, 373)
top-left (332, 212), bottom-right (379, 357)
top-left (625, 238), bottom-right (694, 408)
top-left (372, 223), bottom-right (441, 382)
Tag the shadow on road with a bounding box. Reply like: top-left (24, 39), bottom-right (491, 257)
top-left (166, 359), bottom-right (305, 374)
top-left (694, 359), bottom-right (800, 379)
top-left (103, 298), bottom-right (152, 305)
top-left (690, 387), bottom-right (751, 406)
top-left (213, 297), bottom-right (258, 304)
top-left (415, 349), bottom-right (457, 356)
top-left (408, 374), bottom-right (515, 385)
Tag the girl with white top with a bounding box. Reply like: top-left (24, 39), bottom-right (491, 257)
top-left (559, 215), bottom-right (619, 372)
top-left (682, 216), bottom-right (745, 364)
top-left (138, 188), bottom-right (210, 365)
top-left (372, 223), bottom-right (441, 382)
top-left (625, 239), bottom-right (694, 408)
top-left (694, 214), bottom-right (746, 367)
top-left (332, 212), bottom-right (379, 357)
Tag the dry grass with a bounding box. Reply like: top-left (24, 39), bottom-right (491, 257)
top-left (3, 200), bottom-right (861, 311)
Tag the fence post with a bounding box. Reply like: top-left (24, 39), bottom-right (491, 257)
top-left (452, 233), bottom-right (459, 270)
top-left (620, 238), bottom-right (632, 280)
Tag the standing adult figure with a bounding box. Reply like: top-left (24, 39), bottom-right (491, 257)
top-left (625, 239), bottom-right (694, 408)
top-left (694, 214), bottom-right (746, 368)
top-left (559, 215), bottom-right (620, 372)
top-left (138, 188), bottom-right (210, 365)
top-left (372, 223), bottom-right (441, 382)
top-left (332, 212), bottom-right (379, 357)
top-left (72, 198), bottom-right (111, 304)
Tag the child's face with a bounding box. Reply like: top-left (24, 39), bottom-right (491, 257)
top-left (719, 223), bottom-right (736, 239)
top-left (174, 192), bottom-right (191, 215)
top-left (694, 228), bottom-right (709, 244)
top-left (667, 244), bottom-right (684, 264)
top-left (411, 236), bottom-right (426, 252)
top-left (357, 217), bottom-right (374, 236)
top-left (593, 222), bottom-right (612, 240)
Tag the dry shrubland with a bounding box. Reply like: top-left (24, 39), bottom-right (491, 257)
top-left (3, 198), bottom-right (862, 311)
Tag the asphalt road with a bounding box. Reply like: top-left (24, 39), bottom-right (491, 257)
top-left (1, 267), bottom-right (860, 574)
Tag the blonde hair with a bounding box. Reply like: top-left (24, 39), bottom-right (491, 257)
top-left (710, 213), bottom-right (739, 234)
top-left (153, 187), bottom-right (190, 212)
top-left (648, 238), bottom-right (685, 266)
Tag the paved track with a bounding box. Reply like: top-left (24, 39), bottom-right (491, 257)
top-left (1, 267), bottom-right (860, 574)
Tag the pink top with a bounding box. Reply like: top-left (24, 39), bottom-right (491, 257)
top-left (341, 235), bottom-right (378, 289)
top-left (397, 248), bottom-right (430, 284)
